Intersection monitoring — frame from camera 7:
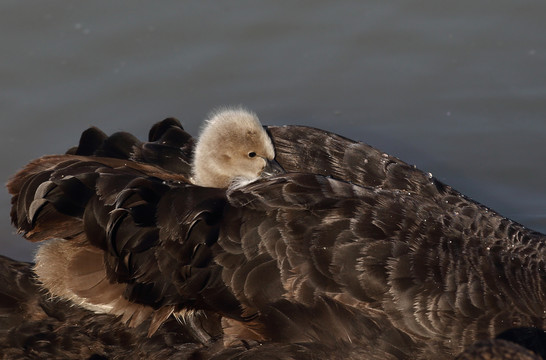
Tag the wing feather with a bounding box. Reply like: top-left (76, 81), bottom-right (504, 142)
top-left (7, 120), bottom-right (546, 357)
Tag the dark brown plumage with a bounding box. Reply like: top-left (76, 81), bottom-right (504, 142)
top-left (455, 340), bottom-right (541, 360)
top-left (6, 116), bottom-right (546, 359)
top-left (1, 254), bottom-right (543, 359)
top-left (1, 255), bottom-right (386, 360)
top-left (0, 254), bottom-right (220, 359)
top-left (454, 327), bottom-right (546, 360)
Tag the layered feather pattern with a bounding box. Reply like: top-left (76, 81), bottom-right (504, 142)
top-left (6, 117), bottom-right (546, 359)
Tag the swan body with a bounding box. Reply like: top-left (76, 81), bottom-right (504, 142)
top-left (6, 109), bottom-right (546, 359)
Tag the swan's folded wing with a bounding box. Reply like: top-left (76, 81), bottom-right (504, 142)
top-left (268, 125), bottom-right (448, 198)
top-left (131, 117), bottom-right (195, 175)
top-left (226, 173), bottom-right (546, 352)
top-left (9, 117), bottom-right (194, 237)
top-left (7, 154), bottom-right (221, 333)
top-left (6, 118), bottom-right (224, 336)
top-left (65, 117), bottom-right (195, 175)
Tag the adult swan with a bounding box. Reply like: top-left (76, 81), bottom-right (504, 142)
top-left (7, 108), bottom-right (546, 359)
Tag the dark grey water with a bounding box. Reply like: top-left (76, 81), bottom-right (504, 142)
top-left (1, 1), bottom-right (545, 262)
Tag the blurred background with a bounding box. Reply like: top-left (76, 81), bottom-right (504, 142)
top-left (1, 1), bottom-right (545, 261)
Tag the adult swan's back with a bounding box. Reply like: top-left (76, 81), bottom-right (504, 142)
top-left (8, 108), bottom-right (546, 359)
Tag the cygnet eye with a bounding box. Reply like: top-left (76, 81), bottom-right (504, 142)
top-left (248, 152), bottom-right (256, 158)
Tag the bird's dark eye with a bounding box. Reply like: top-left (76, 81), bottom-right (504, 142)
top-left (248, 152), bottom-right (256, 158)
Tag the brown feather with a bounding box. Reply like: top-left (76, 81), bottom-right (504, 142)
top-left (6, 119), bottom-right (546, 359)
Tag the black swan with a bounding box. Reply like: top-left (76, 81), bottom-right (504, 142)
top-left (5, 108), bottom-right (546, 359)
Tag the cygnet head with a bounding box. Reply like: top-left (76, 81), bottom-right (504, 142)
top-left (192, 108), bottom-right (283, 188)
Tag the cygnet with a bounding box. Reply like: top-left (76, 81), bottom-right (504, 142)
top-left (191, 108), bottom-right (283, 188)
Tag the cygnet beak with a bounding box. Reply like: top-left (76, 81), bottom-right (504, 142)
top-left (262, 158), bottom-right (285, 177)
